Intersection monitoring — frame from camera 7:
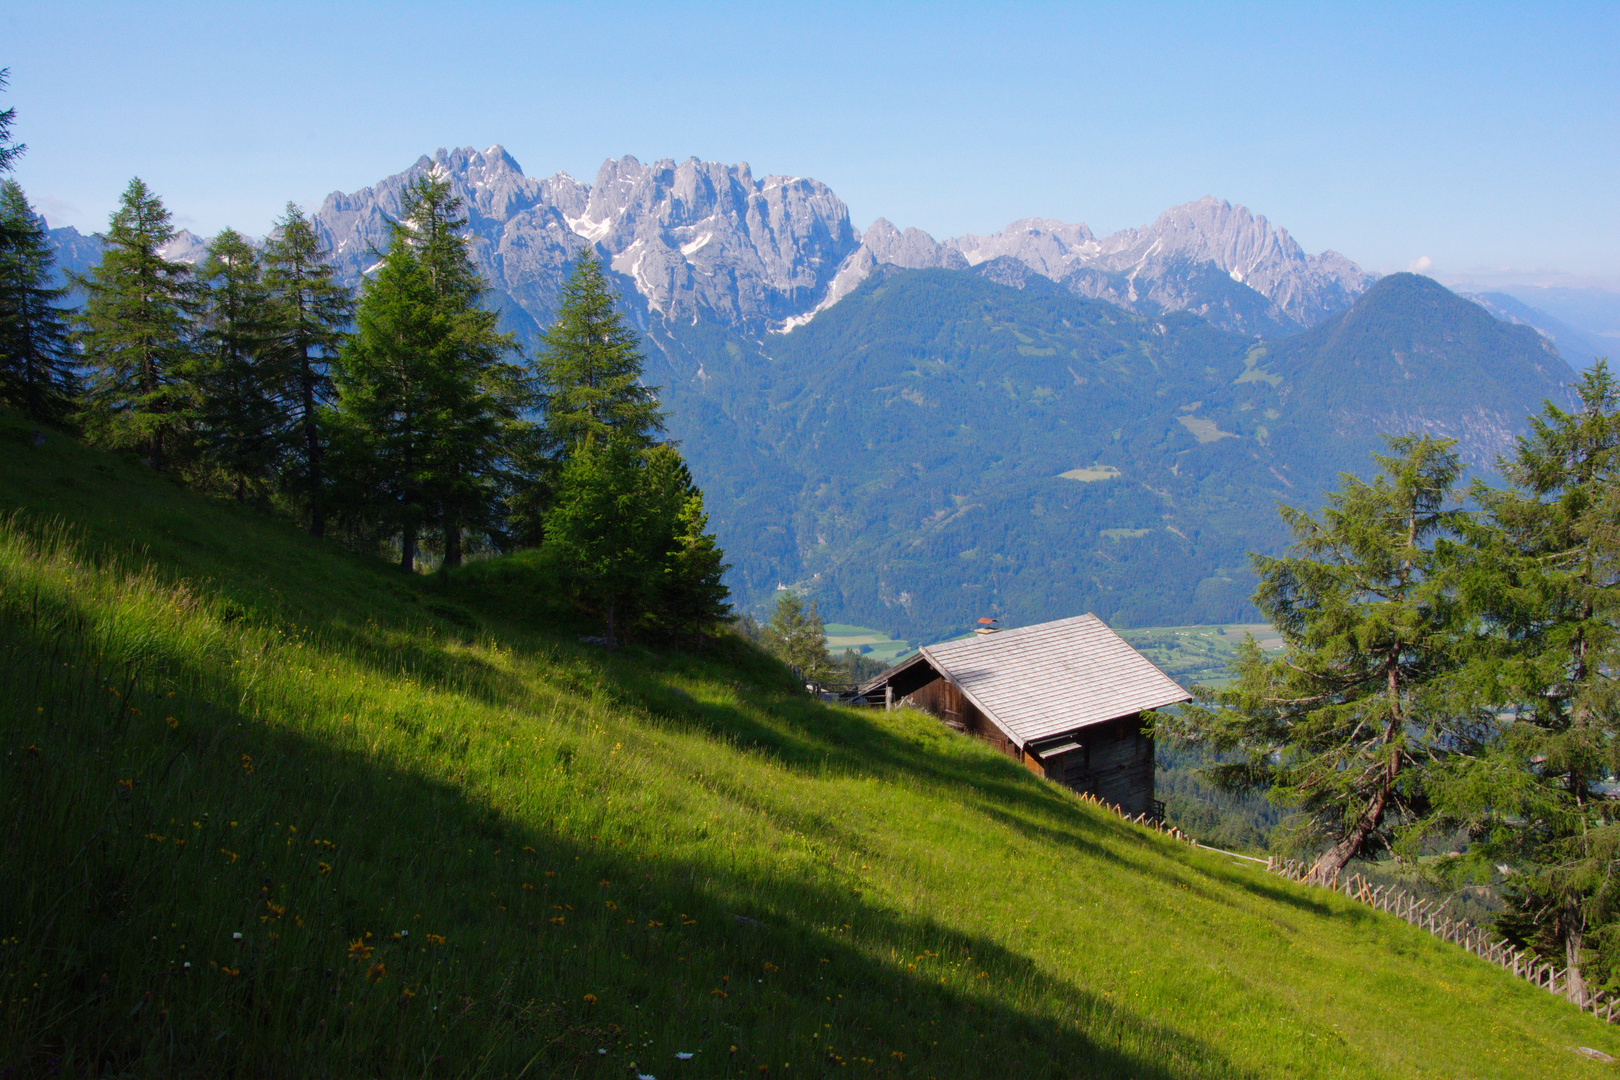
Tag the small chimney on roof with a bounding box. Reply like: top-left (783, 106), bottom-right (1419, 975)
top-left (974, 617), bottom-right (1000, 636)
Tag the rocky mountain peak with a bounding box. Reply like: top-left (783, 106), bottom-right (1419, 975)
top-left (810, 197), bottom-right (1374, 335)
top-left (307, 149), bottom-right (860, 330)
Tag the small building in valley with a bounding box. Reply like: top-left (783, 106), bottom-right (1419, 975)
top-left (856, 614), bottom-right (1190, 816)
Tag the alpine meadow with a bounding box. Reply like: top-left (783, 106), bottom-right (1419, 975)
top-left (4, 37), bottom-right (1620, 1080)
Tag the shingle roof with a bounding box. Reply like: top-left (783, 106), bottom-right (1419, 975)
top-left (914, 614), bottom-right (1190, 746)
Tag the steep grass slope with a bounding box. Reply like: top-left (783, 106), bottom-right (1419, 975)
top-left (0, 411), bottom-right (1615, 1078)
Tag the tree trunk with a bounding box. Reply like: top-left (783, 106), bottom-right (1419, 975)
top-left (302, 348), bottom-right (325, 538)
top-left (400, 525), bottom-right (416, 574)
top-left (1566, 913), bottom-right (1588, 1006)
top-left (443, 522), bottom-right (462, 570)
top-left (1309, 780), bottom-right (1392, 879)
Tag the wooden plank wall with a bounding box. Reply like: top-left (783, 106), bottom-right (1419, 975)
top-left (905, 674), bottom-right (1021, 761)
top-left (903, 673), bottom-right (1155, 815)
top-left (1040, 714), bottom-right (1155, 816)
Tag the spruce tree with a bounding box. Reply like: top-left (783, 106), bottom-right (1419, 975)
top-left (0, 69), bottom-right (26, 257)
top-left (0, 180), bottom-right (77, 422)
top-left (404, 176), bottom-right (529, 568)
top-left (0, 69), bottom-right (21, 176)
top-left (763, 591), bottom-right (833, 682)
top-left (541, 432), bottom-right (658, 643)
top-left (261, 203), bottom-right (352, 536)
top-left (644, 445), bottom-right (731, 643)
top-left (536, 250), bottom-right (664, 453)
top-left (335, 175), bottom-right (525, 572)
top-left (1158, 435), bottom-right (1474, 877)
top-left (74, 178), bottom-right (197, 471)
top-left (195, 229), bottom-right (278, 500)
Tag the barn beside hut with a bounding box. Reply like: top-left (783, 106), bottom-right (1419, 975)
top-left (855, 614), bottom-right (1190, 817)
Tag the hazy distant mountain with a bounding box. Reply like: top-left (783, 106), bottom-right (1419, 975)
top-left (44, 148), bottom-right (1380, 338)
top-left (1463, 291), bottom-right (1612, 370)
top-left (1262, 273), bottom-right (1575, 467)
top-left (816, 197), bottom-right (1376, 336)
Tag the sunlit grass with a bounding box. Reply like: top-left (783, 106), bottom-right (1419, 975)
top-left (1, 409), bottom-right (1616, 1078)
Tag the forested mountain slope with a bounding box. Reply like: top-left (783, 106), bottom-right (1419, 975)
top-left (647, 268), bottom-right (1577, 641)
top-left (0, 408), bottom-right (1614, 1077)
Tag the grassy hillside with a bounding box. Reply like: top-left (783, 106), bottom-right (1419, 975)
top-left (1, 412), bottom-right (1616, 1078)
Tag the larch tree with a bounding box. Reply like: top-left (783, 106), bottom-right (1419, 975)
top-left (74, 178), bottom-right (197, 471)
top-left (261, 202), bottom-right (352, 537)
top-left (1157, 435), bottom-right (1480, 878)
top-left (0, 179), bottom-right (77, 423)
top-left (1434, 360), bottom-right (1620, 1002)
top-left (195, 228), bottom-right (278, 500)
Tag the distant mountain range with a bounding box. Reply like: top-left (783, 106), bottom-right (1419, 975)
top-left (48, 146), bottom-right (1378, 339)
top-left (43, 148), bottom-right (1592, 640)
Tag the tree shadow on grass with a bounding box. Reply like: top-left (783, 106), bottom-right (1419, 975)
top-left (0, 605), bottom-right (1266, 1080)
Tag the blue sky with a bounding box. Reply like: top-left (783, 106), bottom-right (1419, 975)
top-left (5, 1), bottom-right (1617, 285)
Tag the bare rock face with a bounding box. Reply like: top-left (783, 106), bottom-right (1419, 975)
top-left (949, 217), bottom-right (1099, 279)
top-left (60, 148), bottom-right (1377, 338)
top-left (1080, 197), bottom-right (1374, 329)
top-left (313, 147), bottom-right (860, 331)
top-left (809, 198), bottom-right (1373, 334)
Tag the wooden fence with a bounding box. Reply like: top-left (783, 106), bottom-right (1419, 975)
top-left (1076, 790), bottom-right (1619, 1024)
top-left (1269, 857), bottom-right (1617, 1021)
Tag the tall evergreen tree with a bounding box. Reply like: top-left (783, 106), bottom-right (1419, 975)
top-left (636, 444), bottom-right (731, 643)
top-left (0, 68), bottom-right (21, 175)
top-left (1158, 435), bottom-right (1477, 877)
top-left (536, 250), bottom-right (664, 454)
top-left (261, 203), bottom-right (352, 536)
top-left (335, 175), bottom-right (525, 572)
top-left (74, 178), bottom-right (197, 471)
top-left (195, 228), bottom-right (278, 500)
top-left (1434, 361), bottom-right (1620, 1001)
top-left (0, 180), bottom-right (77, 422)
top-left (404, 176), bottom-right (529, 568)
top-left (763, 591), bottom-right (833, 682)
top-left (541, 432), bottom-right (659, 643)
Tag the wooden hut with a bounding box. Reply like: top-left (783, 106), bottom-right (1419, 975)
top-left (857, 614), bottom-right (1190, 817)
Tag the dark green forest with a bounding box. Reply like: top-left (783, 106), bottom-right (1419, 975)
top-left (635, 265), bottom-right (1575, 642)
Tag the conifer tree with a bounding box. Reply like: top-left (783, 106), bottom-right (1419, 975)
top-left (764, 591), bottom-right (833, 682)
top-left (335, 174), bottom-right (525, 572)
top-left (1158, 435), bottom-right (1475, 877)
top-left (195, 229), bottom-right (278, 499)
top-left (0, 69), bottom-right (21, 176)
top-left (1434, 361), bottom-right (1620, 1001)
top-left (0, 180), bottom-right (77, 423)
top-left (536, 250), bottom-right (664, 453)
top-left (74, 178), bottom-right (197, 471)
top-left (261, 203), bottom-right (352, 536)
top-left (541, 432), bottom-right (657, 643)
top-left (643, 444), bottom-right (731, 642)
top-left (0, 69), bottom-right (26, 257)
top-left (404, 176), bottom-right (530, 568)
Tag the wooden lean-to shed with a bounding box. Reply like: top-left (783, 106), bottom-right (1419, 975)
top-left (856, 614), bottom-right (1190, 817)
